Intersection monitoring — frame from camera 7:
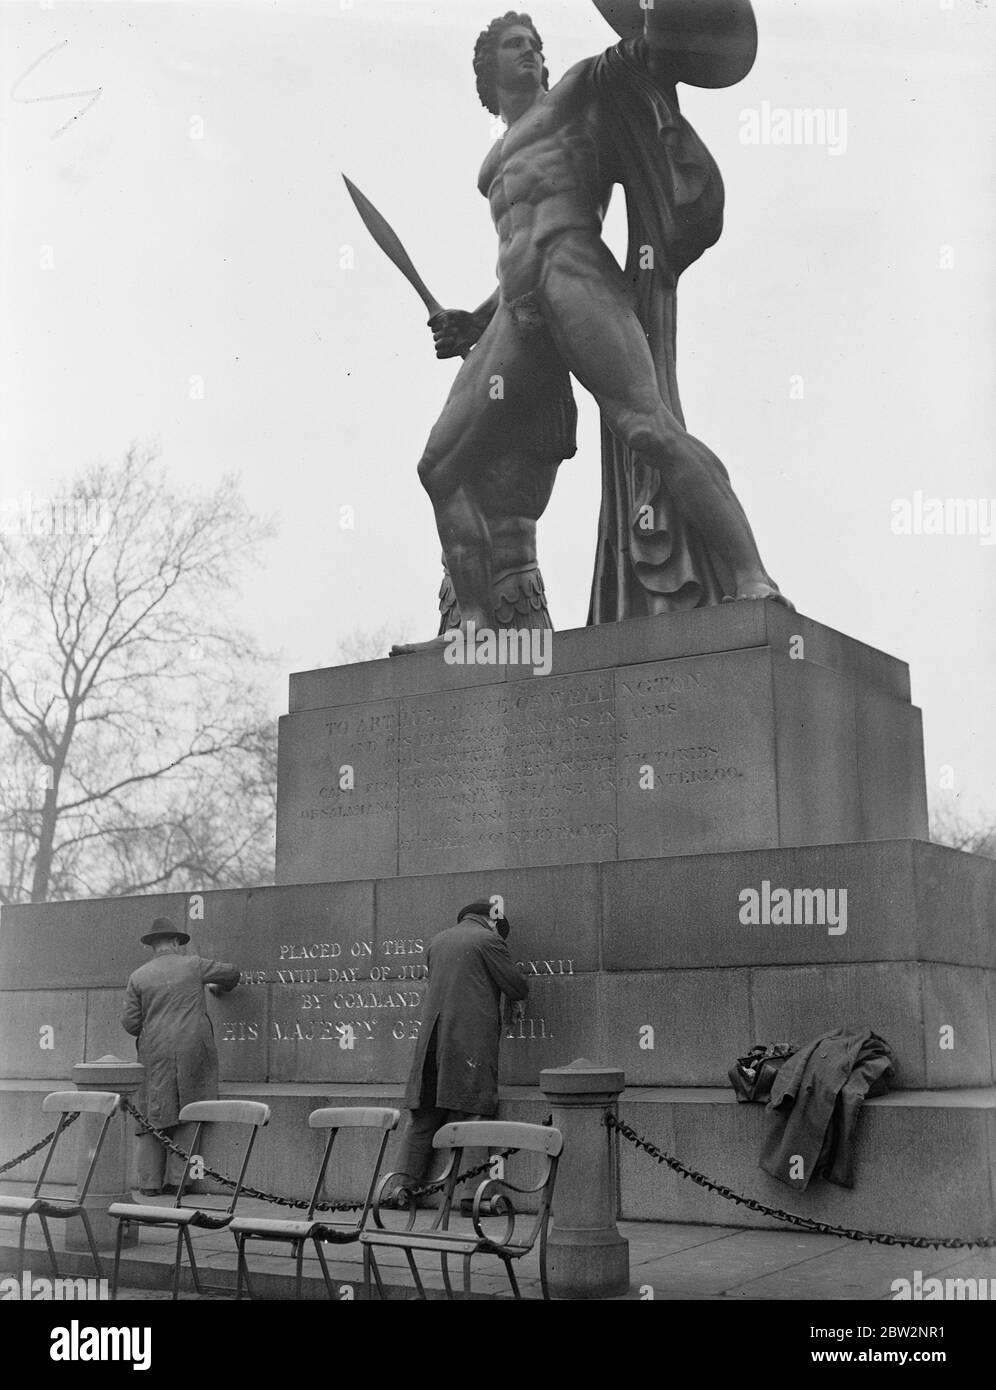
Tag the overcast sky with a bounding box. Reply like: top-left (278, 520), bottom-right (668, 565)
top-left (2, 0), bottom-right (994, 824)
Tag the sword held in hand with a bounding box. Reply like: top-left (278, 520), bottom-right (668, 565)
top-left (342, 174), bottom-right (470, 360)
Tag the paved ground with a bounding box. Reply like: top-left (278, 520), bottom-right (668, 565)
top-left (3, 1181), bottom-right (994, 1300)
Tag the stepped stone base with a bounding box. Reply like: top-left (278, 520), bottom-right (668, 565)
top-left (276, 604), bottom-right (927, 883)
top-left (0, 608), bottom-right (988, 1246)
top-left (3, 843), bottom-right (994, 1095)
top-left (617, 1086), bottom-right (996, 1239)
top-left (3, 1081), bottom-right (992, 1241)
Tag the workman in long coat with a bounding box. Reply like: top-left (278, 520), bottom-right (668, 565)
top-left (121, 917), bottom-right (240, 1195)
top-left (396, 901), bottom-right (530, 1185)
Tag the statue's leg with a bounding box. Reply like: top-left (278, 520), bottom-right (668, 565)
top-left (394, 307), bottom-right (548, 653)
top-left (540, 238), bottom-right (790, 605)
top-left (437, 456), bottom-right (560, 636)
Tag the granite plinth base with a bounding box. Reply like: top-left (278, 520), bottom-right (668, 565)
top-left (2, 843), bottom-right (994, 1095)
top-left (2, 1082), bottom-right (993, 1241)
top-left (276, 605), bottom-right (927, 884)
top-left (617, 1086), bottom-right (996, 1239)
top-left (0, 608), bottom-right (984, 1247)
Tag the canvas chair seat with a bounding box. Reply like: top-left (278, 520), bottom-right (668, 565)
top-left (232, 1106), bottom-right (400, 1300)
top-left (5, 1090), bottom-right (122, 1284)
top-left (109, 1201), bottom-right (232, 1227)
top-left (362, 1119), bottom-right (563, 1301)
top-left (110, 1099), bottom-right (270, 1301)
top-left (363, 1227), bottom-right (530, 1258)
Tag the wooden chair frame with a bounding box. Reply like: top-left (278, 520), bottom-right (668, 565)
top-left (0, 1090), bottom-right (120, 1282)
top-left (229, 1106), bottom-right (400, 1300)
top-left (108, 1098), bottom-right (270, 1300)
top-left (361, 1120), bottom-right (563, 1301)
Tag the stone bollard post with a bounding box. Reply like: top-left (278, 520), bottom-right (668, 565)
top-left (539, 1057), bottom-right (629, 1299)
top-left (67, 1055), bottom-right (144, 1252)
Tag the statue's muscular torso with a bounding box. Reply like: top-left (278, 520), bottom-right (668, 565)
top-left (478, 63), bottom-right (614, 301)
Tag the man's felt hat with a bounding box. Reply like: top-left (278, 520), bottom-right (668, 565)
top-left (457, 900), bottom-right (510, 939)
top-left (140, 917), bottom-right (190, 946)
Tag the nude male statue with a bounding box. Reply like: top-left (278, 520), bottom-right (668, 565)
top-left (394, 2), bottom-right (789, 655)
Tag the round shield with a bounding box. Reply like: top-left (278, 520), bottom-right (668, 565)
top-left (591, 0), bottom-right (758, 89)
top-left (591, 0), bottom-right (644, 41)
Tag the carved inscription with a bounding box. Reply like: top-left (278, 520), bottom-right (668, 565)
top-left (517, 958), bottom-right (574, 976)
top-left (221, 939), bottom-right (573, 1054)
top-left (617, 667), bottom-right (750, 789)
top-left (296, 708), bottom-right (397, 823)
top-left (222, 936), bottom-right (425, 1048)
top-left (398, 677), bottom-right (617, 863)
top-left (504, 1017), bottom-right (551, 1040)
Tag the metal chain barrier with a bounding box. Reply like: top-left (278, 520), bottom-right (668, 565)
top-left (0, 1112), bottom-right (79, 1177)
top-left (404, 1113), bottom-right (553, 1198)
top-left (122, 1098), bottom-right (366, 1211)
top-left (407, 1145), bottom-right (518, 1199)
top-left (122, 1098), bottom-right (551, 1211)
top-left (606, 1112), bottom-right (996, 1250)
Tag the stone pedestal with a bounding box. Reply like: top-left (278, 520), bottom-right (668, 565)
top-left (540, 1059), bottom-right (629, 1299)
top-left (275, 604), bottom-right (927, 884)
top-left (66, 1056), bottom-right (143, 1251)
top-left (0, 608), bottom-right (992, 1250)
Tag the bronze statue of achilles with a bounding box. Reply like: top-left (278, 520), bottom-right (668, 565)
top-left (391, 2), bottom-right (790, 655)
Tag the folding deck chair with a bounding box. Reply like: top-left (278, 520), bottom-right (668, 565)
top-left (108, 1098), bottom-right (270, 1299)
top-left (230, 1106), bottom-right (400, 1299)
top-left (362, 1120), bottom-right (563, 1300)
top-left (0, 1089), bottom-right (121, 1281)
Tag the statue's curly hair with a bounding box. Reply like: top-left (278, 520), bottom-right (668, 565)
top-left (474, 12), bottom-right (550, 116)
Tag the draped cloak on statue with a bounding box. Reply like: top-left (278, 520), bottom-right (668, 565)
top-left (587, 39), bottom-right (733, 621)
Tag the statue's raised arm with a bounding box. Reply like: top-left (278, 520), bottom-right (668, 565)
top-left (594, 0), bottom-right (757, 88)
top-left (582, 0), bottom-right (787, 622)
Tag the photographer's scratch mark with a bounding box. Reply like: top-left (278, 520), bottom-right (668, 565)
top-left (11, 40), bottom-right (102, 140)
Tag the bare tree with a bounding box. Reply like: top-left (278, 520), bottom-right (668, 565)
top-left (0, 446), bottom-right (278, 903)
top-left (334, 623), bottom-right (411, 664)
top-left (929, 804), bottom-right (996, 860)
